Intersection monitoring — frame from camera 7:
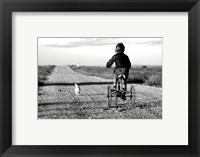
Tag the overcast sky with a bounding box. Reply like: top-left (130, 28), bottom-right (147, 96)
top-left (38, 38), bottom-right (162, 66)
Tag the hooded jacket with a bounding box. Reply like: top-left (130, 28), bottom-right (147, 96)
top-left (106, 52), bottom-right (131, 70)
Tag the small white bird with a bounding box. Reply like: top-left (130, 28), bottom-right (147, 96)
top-left (77, 63), bottom-right (80, 68)
top-left (74, 83), bottom-right (81, 95)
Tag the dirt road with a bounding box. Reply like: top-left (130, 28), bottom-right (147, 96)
top-left (38, 66), bottom-right (162, 119)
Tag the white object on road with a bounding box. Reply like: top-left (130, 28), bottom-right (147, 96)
top-left (77, 63), bottom-right (80, 68)
top-left (74, 83), bottom-right (81, 95)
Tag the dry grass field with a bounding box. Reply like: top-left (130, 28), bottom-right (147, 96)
top-left (70, 65), bottom-right (162, 87)
top-left (38, 65), bottom-right (55, 82)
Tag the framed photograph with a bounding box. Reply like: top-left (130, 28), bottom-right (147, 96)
top-left (1, 0), bottom-right (199, 156)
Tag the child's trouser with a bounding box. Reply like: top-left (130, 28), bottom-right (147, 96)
top-left (113, 68), bottom-right (129, 90)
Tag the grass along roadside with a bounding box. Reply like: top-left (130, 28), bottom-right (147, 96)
top-left (38, 65), bottom-right (55, 82)
top-left (38, 65), bottom-right (55, 96)
top-left (70, 65), bottom-right (162, 87)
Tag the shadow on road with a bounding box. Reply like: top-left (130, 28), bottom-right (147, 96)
top-left (38, 100), bottom-right (107, 106)
top-left (38, 101), bottom-right (109, 111)
top-left (79, 93), bottom-right (107, 96)
top-left (38, 100), bottom-right (129, 109)
top-left (38, 81), bottom-right (113, 86)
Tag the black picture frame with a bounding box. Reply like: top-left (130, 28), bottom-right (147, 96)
top-left (0, 0), bottom-right (199, 156)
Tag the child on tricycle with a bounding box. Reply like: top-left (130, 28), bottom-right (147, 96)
top-left (106, 43), bottom-right (131, 100)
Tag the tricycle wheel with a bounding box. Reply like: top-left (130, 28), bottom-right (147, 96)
top-left (130, 85), bottom-right (135, 109)
top-left (107, 86), bottom-right (112, 109)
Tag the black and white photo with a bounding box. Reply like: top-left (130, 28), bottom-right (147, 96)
top-left (38, 37), bottom-right (162, 119)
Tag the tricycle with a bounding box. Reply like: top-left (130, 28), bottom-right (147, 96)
top-left (107, 74), bottom-right (135, 109)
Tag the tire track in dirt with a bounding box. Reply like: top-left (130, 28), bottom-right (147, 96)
top-left (38, 66), bottom-right (162, 119)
